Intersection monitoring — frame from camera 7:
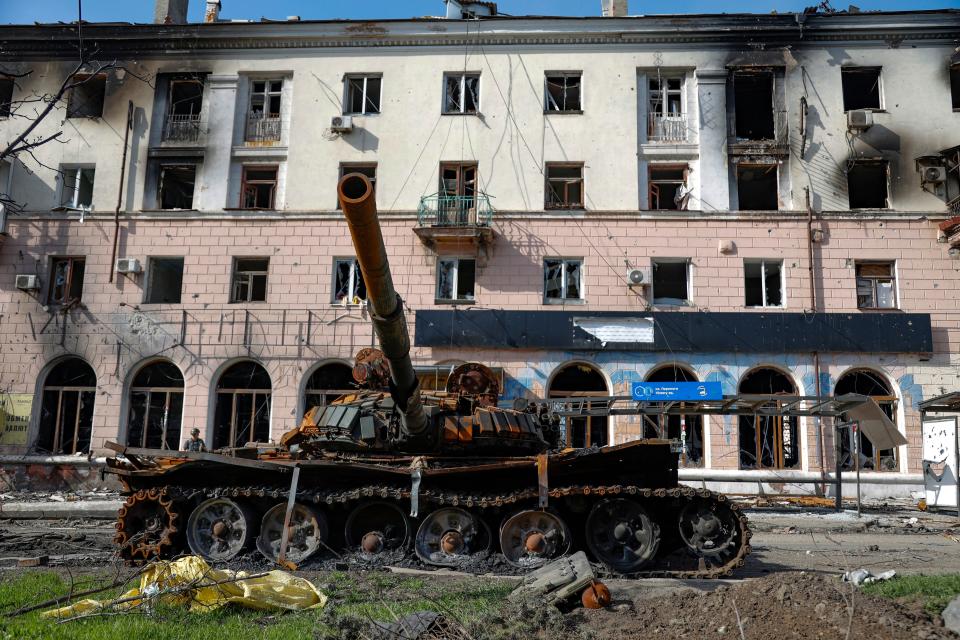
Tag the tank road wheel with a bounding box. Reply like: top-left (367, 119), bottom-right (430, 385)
top-left (499, 510), bottom-right (572, 569)
top-left (345, 501), bottom-right (410, 556)
top-left (585, 498), bottom-right (660, 573)
top-left (414, 508), bottom-right (491, 567)
top-left (114, 488), bottom-right (181, 561)
top-left (678, 499), bottom-right (742, 569)
top-left (256, 503), bottom-right (329, 564)
top-left (186, 497), bottom-right (257, 562)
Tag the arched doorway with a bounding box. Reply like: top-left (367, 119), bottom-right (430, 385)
top-left (645, 365), bottom-right (704, 467)
top-left (303, 362), bottom-right (354, 411)
top-left (835, 369), bottom-right (898, 471)
top-left (36, 358), bottom-right (96, 454)
top-left (213, 361), bottom-right (271, 449)
top-left (548, 362), bottom-right (608, 448)
top-left (127, 361), bottom-right (184, 450)
top-left (738, 367), bottom-right (799, 469)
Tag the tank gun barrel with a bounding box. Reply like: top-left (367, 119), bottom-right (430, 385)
top-left (338, 173), bottom-right (427, 438)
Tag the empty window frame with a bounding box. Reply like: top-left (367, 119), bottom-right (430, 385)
top-left (337, 163), bottom-right (376, 209)
top-left (231, 257), bottom-right (269, 303)
top-left (548, 363), bottom-right (608, 448)
top-left (652, 259), bottom-right (690, 305)
top-left (144, 257), bottom-right (185, 304)
top-left (49, 257), bottom-right (85, 305)
top-left (246, 78), bottom-right (283, 142)
top-left (436, 257), bottom-right (476, 303)
top-left (744, 259), bottom-right (784, 308)
top-left (0, 76), bottom-right (13, 118)
top-left (212, 361), bottom-right (271, 449)
top-left (545, 163), bottom-right (584, 209)
top-left (127, 361), bottom-right (184, 450)
top-left (648, 165), bottom-right (689, 210)
top-left (240, 165), bottom-right (278, 209)
top-left (733, 71), bottom-right (775, 140)
top-left (67, 74), bottom-right (106, 118)
top-left (158, 163), bottom-right (197, 210)
top-left (544, 72), bottom-right (582, 112)
top-left (332, 257), bottom-right (367, 304)
top-left (835, 369), bottom-right (899, 472)
top-left (951, 65), bottom-right (960, 111)
top-left (439, 162), bottom-right (478, 224)
top-left (738, 368), bottom-right (799, 469)
top-left (855, 262), bottom-right (897, 309)
top-left (59, 166), bottom-right (95, 209)
top-left (163, 77), bottom-right (204, 142)
top-left (304, 363), bottom-right (355, 409)
top-left (736, 164), bottom-right (779, 211)
top-left (344, 74), bottom-right (382, 115)
top-left (36, 358), bottom-right (96, 455)
top-left (841, 67), bottom-right (882, 112)
top-left (443, 73), bottom-right (480, 114)
top-left (643, 365), bottom-right (704, 467)
top-left (847, 161), bottom-right (889, 209)
top-left (544, 258), bottom-right (583, 302)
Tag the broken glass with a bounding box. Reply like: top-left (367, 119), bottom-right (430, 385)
top-left (437, 259), bottom-right (456, 300)
top-left (564, 261), bottom-right (581, 299)
top-left (544, 260), bottom-right (564, 299)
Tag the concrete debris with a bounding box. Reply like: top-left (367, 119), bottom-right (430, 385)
top-left (942, 595), bottom-right (960, 636)
top-left (370, 611), bottom-right (470, 640)
top-left (508, 551), bottom-right (609, 609)
top-left (841, 569), bottom-right (897, 586)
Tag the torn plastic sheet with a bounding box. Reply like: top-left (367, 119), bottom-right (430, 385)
top-left (842, 568), bottom-right (897, 586)
top-left (573, 317), bottom-right (654, 346)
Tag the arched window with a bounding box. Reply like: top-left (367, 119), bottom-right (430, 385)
top-left (127, 361), bottom-right (184, 450)
top-left (645, 365), bottom-right (704, 467)
top-left (548, 362), bottom-right (608, 448)
top-left (303, 362), bottom-right (354, 411)
top-left (835, 370), bottom-right (898, 471)
top-left (738, 368), bottom-right (799, 470)
top-left (213, 361), bottom-right (271, 449)
top-left (37, 358), bottom-right (96, 454)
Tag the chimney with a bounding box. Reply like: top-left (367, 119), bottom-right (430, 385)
top-left (601, 0), bottom-right (628, 17)
top-left (155, 0), bottom-right (189, 24)
top-left (205, 0), bottom-right (221, 22)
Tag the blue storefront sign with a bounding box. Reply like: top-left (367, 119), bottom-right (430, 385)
top-left (631, 381), bottom-right (723, 402)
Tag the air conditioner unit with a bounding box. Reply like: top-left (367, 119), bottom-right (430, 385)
top-left (626, 268), bottom-right (650, 287)
top-left (115, 258), bottom-right (142, 274)
top-left (847, 110), bottom-right (874, 131)
top-left (922, 166), bottom-right (947, 184)
top-left (15, 274), bottom-right (39, 291)
top-left (330, 115), bottom-right (353, 132)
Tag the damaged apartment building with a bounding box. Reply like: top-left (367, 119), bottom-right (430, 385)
top-left (0, 0), bottom-right (959, 497)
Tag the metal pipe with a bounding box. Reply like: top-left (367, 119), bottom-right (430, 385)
top-left (109, 101), bottom-right (134, 284)
top-left (337, 173), bottom-right (427, 437)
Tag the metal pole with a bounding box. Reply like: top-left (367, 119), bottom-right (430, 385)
top-left (854, 422), bottom-right (862, 518)
top-left (277, 465), bottom-right (301, 570)
top-left (835, 423), bottom-right (843, 512)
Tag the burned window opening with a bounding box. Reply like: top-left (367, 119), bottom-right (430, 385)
top-left (855, 261), bottom-right (896, 309)
top-left (545, 163), bottom-right (584, 209)
top-left (304, 363), bottom-right (355, 410)
top-left (737, 164), bottom-right (778, 211)
top-left (744, 259), bottom-right (783, 308)
top-left (544, 72), bottom-right (582, 112)
top-left (163, 77), bottom-right (204, 142)
top-left (232, 257), bottom-right (269, 303)
top-left (951, 65), bottom-right (960, 111)
top-left (835, 369), bottom-right (898, 472)
top-left (127, 361), bottom-right (184, 450)
top-left (841, 67), bottom-right (882, 112)
top-left (240, 165), bottom-right (278, 210)
top-left (644, 365), bottom-right (704, 467)
top-left (439, 163), bottom-right (478, 224)
top-left (548, 363), bottom-right (608, 448)
top-left (544, 258), bottom-right (583, 302)
top-left (345, 75), bottom-right (381, 115)
top-left (0, 76), bottom-right (14, 118)
top-left (49, 257), bottom-right (85, 305)
top-left (847, 161), bottom-right (889, 209)
top-left (652, 259), bottom-right (689, 305)
top-left (648, 165), bottom-right (689, 210)
top-left (738, 368), bottom-right (799, 470)
top-left (145, 257), bottom-right (184, 304)
top-left (443, 73), bottom-right (480, 114)
top-left (67, 74), bottom-right (106, 119)
top-left (158, 164), bottom-right (196, 210)
top-left (338, 164), bottom-right (376, 209)
top-left (59, 167), bottom-right (95, 209)
top-left (213, 361), bottom-right (271, 449)
top-left (333, 257), bottom-right (367, 304)
top-left (36, 358), bottom-right (96, 455)
top-left (436, 257), bottom-right (476, 302)
top-left (733, 71), bottom-right (775, 140)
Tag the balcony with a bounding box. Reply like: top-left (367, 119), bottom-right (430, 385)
top-left (162, 113), bottom-right (202, 143)
top-left (647, 113), bottom-right (688, 143)
top-left (414, 193), bottom-right (494, 254)
top-left (245, 113), bottom-right (281, 144)
top-left (729, 110), bottom-right (789, 155)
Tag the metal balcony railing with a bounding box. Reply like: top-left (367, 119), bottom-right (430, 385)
top-left (647, 113), bottom-right (688, 143)
top-left (162, 113), bottom-right (202, 143)
top-left (417, 193), bottom-right (493, 227)
top-left (245, 113), bottom-right (282, 143)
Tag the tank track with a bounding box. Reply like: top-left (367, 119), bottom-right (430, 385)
top-left (127, 484), bottom-right (751, 579)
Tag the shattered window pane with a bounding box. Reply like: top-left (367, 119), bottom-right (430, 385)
top-left (436, 258), bottom-right (475, 302)
top-left (855, 262), bottom-right (896, 309)
top-left (545, 73), bottom-right (582, 112)
top-left (545, 164), bottom-right (584, 209)
top-left (444, 73), bottom-right (480, 114)
top-left (565, 261), bottom-right (581, 299)
top-left (764, 260), bottom-right (782, 307)
top-left (49, 257), bottom-right (85, 305)
top-left (36, 358), bottom-right (96, 455)
top-left (464, 75), bottom-right (479, 112)
top-left (345, 75), bottom-right (381, 115)
top-left (745, 259), bottom-right (782, 307)
top-left (544, 258), bottom-right (582, 301)
top-left (240, 166), bottom-right (278, 209)
top-left (334, 258), bottom-right (366, 303)
top-left (457, 259), bottom-right (475, 300)
top-left (544, 260), bottom-right (563, 299)
top-left (60, 167), bottom-right (95, 208)
top-left (67, 74), bottom-right (106, 118)
top-left (231, 257), bottom-right (269, 303)
top-left (158, 164), bottom-right (196, 210)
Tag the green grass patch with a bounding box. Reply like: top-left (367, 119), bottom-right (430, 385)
top-left (861, 573), bottom-right (960, 614)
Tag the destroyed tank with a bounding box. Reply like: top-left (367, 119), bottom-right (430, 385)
top-left (104, 173), bottom-right (751, 577)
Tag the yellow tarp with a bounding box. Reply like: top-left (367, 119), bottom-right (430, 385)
top-left (42, 556), bottom-right (327, 619)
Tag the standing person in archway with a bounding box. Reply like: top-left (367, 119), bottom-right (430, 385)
top-left (182, 428), bottom-right (207, 452)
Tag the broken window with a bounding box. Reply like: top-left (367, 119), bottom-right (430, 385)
top-left (736, 164), bottom-right (778, 211)
top-left (652, 259), bottom-right (690, 305)
top-left (744, 259), bottom-right (783, 308)
top-left (246, 78), bottom-right (282, 142)
top-left (0, 77), bottom-right (13, 118)
top-left (338, 163), bottom-right (376, 209)
top-left (240, 165), bottom-right (278, 209)
top-left (333, 257), bottom-right (367, 304)
top-left (835, 369), bottom-right (898, 472)
top-left (855, 262), bottom-right (897, 309)
top-left (439, 162), bottom-right (478, 225)
top-left (841, 67), bottom-right (882, 112)
top-left (49, 257), bottom-right (85, 305)
top-left (144, 257), bottom-right (184, 304)
top-left (951, 65), bottom-right (960, 111)
top-left (847, 161), bottom-right (889, 209)
top-left (733, 71), bottom-right (775, 140)
top-left (436, 257), bottom-right (476, 303)
top-left (344, 74), bottom-right (382, 115)
top-left (231, 257), bottom-right (269, 303)
top-left (59, 166), bottom-right (95, 209)
top-left (67, 74), bottom-right (106, 118)
top-left (304, 362), bottom-right (355, 411)
top-left (544, 72), bottom-right (582, 112)
top-left (36, 358), bottom-right (96, 455)
top-left (545, 163), bottom-right (584, 209)
top-left (544, 258), bottom-right (583, 302)
top-left (647, 76), bottom-right (685, 141)
top-left (127, 360), bottom-right (184, 450)
top-left (158, 163), bottom-right (197, 210)
top-left (643, 366), bottom-right (704, 467)
top-left (212, 361), bottom-right (271, 449)
top-left (443, 73), bottom-right (480, 114)
top-left (649, 165), bottom-right (689, 210)
top-left (547, 363), bottom-right (608, 448)
top-left (163, 77), bottom-right (204, 142)
top-left (738, 368), bottom-right (799, 470)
